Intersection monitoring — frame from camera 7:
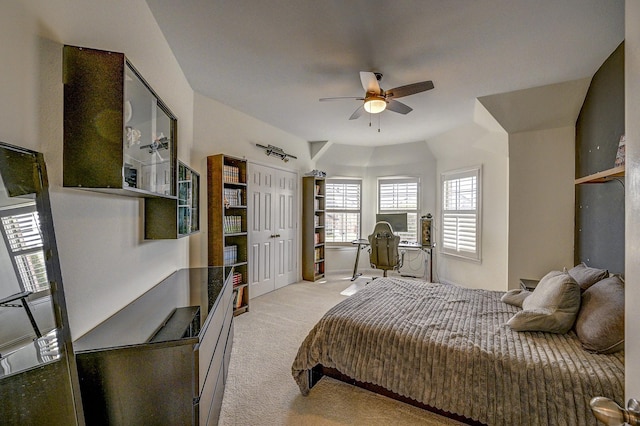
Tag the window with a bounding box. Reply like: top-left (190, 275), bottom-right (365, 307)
top-left (0, 205), bottom-right (49, 294)
top-left (378, 177), bottom-right (419, 242)
top-left (441, 166), bottom-right (481, 261)
top-left (325, 179), bottom-right (361, 243)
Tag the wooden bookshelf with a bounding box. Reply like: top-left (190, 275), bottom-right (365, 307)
top-left (208, 154), bottom-right (249, 315)
top-left (302, 176), bottom-right (326, 281)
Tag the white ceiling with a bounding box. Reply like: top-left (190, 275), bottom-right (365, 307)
top-left (145, 0), bottom-right (624, 147)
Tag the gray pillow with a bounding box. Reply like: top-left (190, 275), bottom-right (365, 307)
top-left (501, 289), bottom-right (531, 307)
top-left (567, 262), bottom-right (609, 291)
top-left (575, 276), bottom-right (625, 354)
top-left (507, 270), bottom-right (581, 334)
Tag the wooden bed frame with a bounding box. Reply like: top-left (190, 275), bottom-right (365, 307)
top-left (309, 364), bottom-right (485, 426)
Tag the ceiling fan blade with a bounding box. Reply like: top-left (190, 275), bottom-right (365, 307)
top-left (360, 71), bottom-right (381, 95)
top-left (349, 104), bottom-right (365, 120)
top-left (385, 80), bottom-right (434, 99)
top-left (386, 99), bottom-right (413, 115)
top-left (319, 96), bottom-right (364, 102)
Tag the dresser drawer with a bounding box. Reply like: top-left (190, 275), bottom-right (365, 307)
top-left (198, 299), bottom-right (233, 425)
top-left (197, 280), bottom-right (232, 393)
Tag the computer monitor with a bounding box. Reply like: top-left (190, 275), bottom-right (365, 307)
top-left (375, 213), bottom-right (408, 233)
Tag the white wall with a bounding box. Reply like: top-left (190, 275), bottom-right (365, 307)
top-left (428, 122), bottom-right (510, 290)
top-left (1, 0), bottom-right (194, 339)
top-left (508, 127), bottom-right (576, 289)
top-left (315, 141), bottom-right (438, 276)
top-left (317, 102), bottom-right (575, 293)
top-left (191, 92), bottom-right (312, 270)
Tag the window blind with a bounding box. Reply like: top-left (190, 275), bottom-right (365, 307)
top-left (1, 211), bottom-right (49, 293)
top-left (378, 178), bottom-right (419, 241)
top-left (326, 180), bottom-right (361, 243)
top-left (441, 167), bottom-right (481, 261)
top-left (379, 179), bottom-right (418, 210)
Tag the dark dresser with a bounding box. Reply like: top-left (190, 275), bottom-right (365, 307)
top-left (74, 267), bottom-right (234, 425)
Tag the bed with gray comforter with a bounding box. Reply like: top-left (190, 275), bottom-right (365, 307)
top-left (291, 278), bottom-right (624, 425)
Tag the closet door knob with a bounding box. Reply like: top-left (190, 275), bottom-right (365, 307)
top-left (591, 397), bottom-right (640, 425)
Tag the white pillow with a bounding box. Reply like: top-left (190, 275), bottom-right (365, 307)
top-left (507, 270), bottom-right (581, 334)
top-left (501, 289), bottom-right (531, 308)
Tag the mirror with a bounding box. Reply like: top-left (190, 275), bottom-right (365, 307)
top-left (0, 142), bottom-right (82, 424)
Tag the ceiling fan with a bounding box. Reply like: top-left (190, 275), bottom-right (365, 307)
top-left (320, 71), bottom-right (434, 120)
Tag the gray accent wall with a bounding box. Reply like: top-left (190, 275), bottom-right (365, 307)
top-left (575, 42), bottom-right (625, 274)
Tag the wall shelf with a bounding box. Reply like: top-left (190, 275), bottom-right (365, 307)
top-left (575, 165), bottom-right (625, 184)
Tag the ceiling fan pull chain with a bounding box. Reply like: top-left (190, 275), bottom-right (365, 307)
top-left (378, 114), bottom-right (381, 132)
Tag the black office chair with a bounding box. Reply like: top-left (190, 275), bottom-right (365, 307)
top-left (368, 221), bottom-right (404, 278)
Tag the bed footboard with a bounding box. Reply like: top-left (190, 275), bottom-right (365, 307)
top-left (311, 364), bottom-right (484, 426)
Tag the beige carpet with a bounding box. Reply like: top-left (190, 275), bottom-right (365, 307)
top-left (218, 273), bottom-right (464, 426)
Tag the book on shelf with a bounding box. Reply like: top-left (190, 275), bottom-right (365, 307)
top-left (224, 245), bottom-right (238, 265)
top-left (223, 188), bottom-right (243, 207)
top-left (314, 233), bottom-right (320, 244)
top-left (223, 165), bottom-right (241, 183)
top-left (234, 286), bottom-right (244, 309)
top-left (223, 215), bottom-right (242, 233)
top-left (232, 272), bottom-right (243, 287)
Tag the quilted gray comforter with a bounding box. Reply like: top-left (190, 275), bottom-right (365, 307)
top-left (292, 278), bottom-right (624, 425)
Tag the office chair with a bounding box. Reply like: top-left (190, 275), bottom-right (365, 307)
top-left (368, 221), bottom-right (404, 278)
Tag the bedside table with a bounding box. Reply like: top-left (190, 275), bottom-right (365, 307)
top-left (519, 278), bottom-right (539, 291)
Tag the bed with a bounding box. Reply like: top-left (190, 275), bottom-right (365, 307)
top-left (291, 277), bottom-right (624, 425)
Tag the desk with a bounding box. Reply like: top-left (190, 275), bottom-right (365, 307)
top-left (350, 240), bottom-right (433, 282)
top-left (350, 239), bottom-right (369, 281)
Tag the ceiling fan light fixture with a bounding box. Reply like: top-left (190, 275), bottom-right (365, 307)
top-left (364, 96), bottom-right (387, 114)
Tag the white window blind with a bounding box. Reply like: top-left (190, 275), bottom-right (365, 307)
top-left (441, 166), bottom-right (481, 261)
top-left (325, 179), bottom-right (361, 243)
top-left (378, 178), bottom-right (419, 241)
top-left (1, 210), bottom-right (49, 293)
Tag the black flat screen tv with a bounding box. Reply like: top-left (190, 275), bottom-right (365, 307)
top-left (375, 213), bottom-right (408, 233)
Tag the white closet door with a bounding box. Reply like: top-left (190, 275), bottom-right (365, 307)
top-left (274, 169), bottom-right (297, 289)
top-left (248, 163), bottom-right (275, 298)
top-left (248, 163), bottom-right (298, 298)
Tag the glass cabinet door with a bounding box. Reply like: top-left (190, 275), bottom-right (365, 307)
top-left (178, 162), bottom-right (200, 236)
top-left (123, 63), bottom-right (176, 196)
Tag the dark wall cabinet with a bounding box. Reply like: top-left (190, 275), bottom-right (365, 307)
top-left (63, 45), bottom-right (177, 198)
top-left (145, 161), bottom-right (200, 239)
top-left (64, 45), bottom-right (200, 241)
top-left (74, 267), bottom-right (233, 425)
